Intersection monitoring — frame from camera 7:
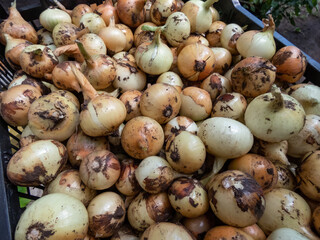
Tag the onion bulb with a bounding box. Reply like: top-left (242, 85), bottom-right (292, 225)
top-left (0, 0), bottom-right (38, 44)
top-left (80, 13), bottom-right (106, 34)
top-left (95, 0), bottom-right (119, 26)
top-left (181, 0), bottom-right (218, 33)
top-left (267, 228), bottom-right (310, 240)
top-left (150, 0), bottom-right (179, 25)
top-left (156, 71), bottom-right (183, 93)
top-left (231, 56), bottom-right (276, 98)
top-left (182, 214), bottom-right (215, 239)
top-left (207, 170), bottom-right (265, 227)
top-left (141, 222), bottom-right (194, 239)
top-left (204, 226), bottom-right (254, 240)
top-left (296, 151), bottom-right (320, 201)
top-left (39, 7), bottom-right (72, 31)
top-left (274, 163), bottom-right (297, 190)
top-left (211, 47), bottom-right (232, 74)
top-left (119, 90), bottom-right (142, 121)
top-left (133, 22), bottom-right (157, 47)
top-left (37, 28), bottom-right (54, 45)
top-left (164, 116), bottom-right (198, 141)
top-left (200, 73), bottom-right (232, 101)
top-left (312, 206), bottom-right (320, 236)
top-left (257, 188), bottom-right (319, 240)
top-left (117, 0), bottom-right (146, 28)
top-left (239, 224), bottom-right (266, 240)
top-left (244, 85), bottom-right (306, 142)
top-left (135, 29), bottom-right (173, 75)
top-left (20, 124), bottom-right (39, 147)
top-left (15, 193), bottom-right (88, 240)
top-left (236, 15), bottom-right (276, 60)
top-left (272, 46), bottom-right (307, 83)
top-left (206, 20), bottom-right (226, 47)
top-left (121, 116), bottom-right (164, 159)
top-left (177, 43), bottom-right (215, 81)
top-left (220, 23), bottom-right (243, 55)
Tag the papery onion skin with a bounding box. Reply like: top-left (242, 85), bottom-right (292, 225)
top-left (206, 21), bottom-right (226, 47)
top-left (211, 47), bottom-right (232, 74)
top-left (207, 170), bottom-right (265, 227)
top-left (272, 46), bottom-right (307, 83)
top-left (119, 90), bottom-right (142, 121)
top-left (150, 0), bottom-right (179, 26)
top-left (117, 0), bottom-right (146, 28)
top-left (220, 23), bottom-right (243, 55)
top-left (182, 213), bottom-right (215, 239)
top-left (80, 13), bottom-right (106, 34)
top-left (156, 71), bottom-right (183, 93)
top-left (39, 8), bottom-right (72, 32)
top-left (200, 73), bottom-right (232, 101)
top-left (239, 224), bottom-right (266, 240)
top-left (231, 57), bottom-right (276, 98)
top-left (274, 163), bottom-right (297, 191)
top-left (141, 222), bottom-right (195, 239)
top-left (164, 116), bottom-right (198, 141)
top-left (204, 226), bottom-right (254, 240)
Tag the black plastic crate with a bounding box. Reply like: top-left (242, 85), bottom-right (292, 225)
top-left (0, 0), bottom-right (320, 239)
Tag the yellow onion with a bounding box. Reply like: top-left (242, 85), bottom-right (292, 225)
top-left (257, 188), bottom-right (319, 240)
top-left (141, 222), bottom-right (194, 239)
top-left (236, 15), bottom-right (276, 60)
top-left (179, 87), bottom-right (212, 121)
top-left (117, 0), bottom-right (145, 28)
top-left (140, 83), bottom-right (181, 124)
top-left (15, 193), bottom-right (88, 240)
top-left (177, 43), bottom-right (215, 81)
top-left (267, 228), bottom-right (310, 240)
top-left (110, 225), bottom-right (139, 240)
top-left (312, 206), bottom-right (320, 236)
top-left (182, 33), bottom-right (210, 47)
top-left (133, 22), bottom-right (157, 47)
top-left (168, 177), bottom-right (209, 218)
top-left (87, 192), bottom-right (126, 238)
top-left (296, 151), bottom-right (320, 201)
top-left (116, 23), bottom-right (134, 51)
top-left (95, 0), bottom-right (119, 26)
top-left (164, 116), bottom-right (198, 142)
top-left (244, 85), bottom-right (306, 142)
top-left (150, 0), bottom-right (179, 25)
top-left (182, 213), bottom-right (215, 239)
top-left (80, 13), bottom-right (106, 34)
top-left (44, 169), bottom-right (96, 206)
top-left (37, 28), bottom-right (54, 45)
top-left (206, 21), bottom-right (226, 47)
top-left (121, 116), bottom-right (164, 159)
top-left (211, 47), bottom-right (232, 74)
top-left (0, 85), bottom-right (41, 126)
top-left (274, 163), bottom-right (297, 190)
top-left (239, 224), bottom-right (266, 240)
top-left (220, 23), bottom-right (243, 55)
top-left (231, 56), bottom-right (276, 98)
top-left (119, 90), bottom-right (142, 121)
top-left (228, 153), bottom-right (278, 193)
top-left (200, 73), bottom-right (232, 101)
top-left (39, 7), bottom-right (72, 31)
top-left (20, 124), bottom-right (39, 147)
top-left (156, 71), bottom-right (183, 93)
top-left (207, 170), bottom-right (265, 227)
top-left (127, 192), bottom-right (173, 231)
top-left (0, 0), bottom-right (37, 44)
top-left (7, 140), bottom-right (67, 186)
top-left (79, 150), bottom-right (120, 190)
top-left (204, 226), bottom-right (254, 240)
top-left (272, 46), bottom-right (307, 83)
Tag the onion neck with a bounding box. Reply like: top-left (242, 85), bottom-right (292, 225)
top-left (141, 25), bottom-right (161, 32)
top-left (31, 48), bottom-right (44, 61)
top-left (53, 0), bottom-right (72, 15)
top-left (76, 41), bottom-right (96, 68)
top-left (299, 226), bottom-right (320, 240)
top-left (270, 85), bottom-right (284, 111)
top-left (11, 0), bottom-right (16, 9)
top-left (108, 15), bottom-right (116, 27)
top-left (203, 0), bottom-right (219, 9)
top-left (262, 14), bottom-right (275, 34)
top-left (75, 27), bottom-right (90, 39)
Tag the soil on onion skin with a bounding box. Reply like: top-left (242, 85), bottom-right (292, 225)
top-left (276, 10), bottom-right (320, 63)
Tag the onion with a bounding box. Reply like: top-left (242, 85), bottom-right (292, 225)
top-left (244, 85), bottom-right (306, 142)
top-left (52, 22), bottom-right (89, 47)
top-left (133, 22), bottom-right (157, 47)
top-left (19, 45), bottom-right (59, 78)
top-left (211, 92), bottom-right (247, 121)
top-left (77, 41), bottom-right (116, 90)
top-left (156, 71), bottom-right (183, 93)
top-left (181, 0), bottom-right (218, 33)
top-left (272, 46), bottom-right (307, 83)
top-left (135, 156), bottom-right (186, 194)
top-left (177, 43), bottom-right (215, 81)
top-left (141, 222), bottom-right (195, 239)
top-left (80, 13), bottom-right (106, 34)
top-left (286, 83), bottom-right (320, 116)
top-left (121, 116), bottom-right (164, 159)
top-left (15, 193), bottom-right (88, 240)
top-left (206, 21), bottom-right (226, 47)
top-left (257, 188), bottom-right (319, 240)
top-left (87, 192), bottom-right (126, 238)
top-left (204, 226), bottom-right (254, 240)
top-left (296, 151), bottom-right (320, 201)
top-left (274, 163), bottom-right (297, 190)
top-left (71, 61), bottom-right (126, 137)
top-left (211, 47), bottom-right (232, 74)
top-left (220, 23), bottom-right (244, 55)
top-left (39, 7), bottom-right (72, 32)
top-left (50, 90), bottom-right (80, 110)
top-left (66, 129), bottom-right (109, 167)
top-left (287, 115), bottom-right (320, 158)
top-left (200, 73), bottom-right (232, 101)
top-left (183, 33), bottom-right (210, 47)
top-left (113, 59), bottom-right (147, 92)
top-left (27, 92), bottom-right (79, 142)
top-left (115, 158), bottom-right (141, 196)
top-left (113, 51), bottom-right (136, 62)
top-left (20, 124), bottom-right (39, 147)
top-left (0, 0), bottom-right (37, 44)
top-left (164, 116), bottom-right (198, 141)
top-left (150, 0), bottom-right (179, 25)
top-left (127, 192), bottom-right (173, 231)
top-left (78, 33), bottom-right (107, 55)
top-left (108, 123), bottom-right (125, 146)
top-left (0, 85), bottom-right (41, 126)
top-left (140, 83), bottom-right (181, 124)
top-left (198, 117), bottom-right (254, 183)
top-left (37, 28), bottom-right (54, 45)
top-left (239, 224), bottom-right (266, 240)
top-left (165, 131), bottom-right (206, 174)
top-left (267, 228), bottom-right (310, 240)
top-left (117, 0), bottom-right (145, 28)
top-left (312, 206), bottom-right (320, 236)
top-left (179, 87), bottom-right (212, 121)
top-left (7, 140), bottom-right (67, 186)
top-left (95, 0), bottom-right (119, 26)
top-left (110, 225), bottom-right (139, 240)
top-left (44, 169), bottom-right (96, 206)
top-left (236, 15), bottom-right (276, 60)
top-left (182, 213), bottom-right (215, 239)
top-left (116, 24), bottom-right (134, 51)
top-left (168, 177), bottom-right (209, 218)
top-left (231, 56), bottom-right (276, 98)
top-left (119, 90), bottom-right (142, 121)
top-left (228, 153), bottom-right (278, 193)
top-left (79, 149), bottom-right (120, 190)
top-left (135, 29), bottom-right (173, 75)
top-left (4, 34), bottom-right (32, 69)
